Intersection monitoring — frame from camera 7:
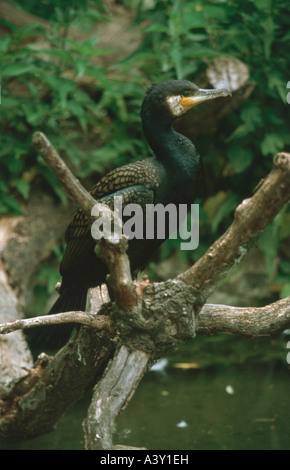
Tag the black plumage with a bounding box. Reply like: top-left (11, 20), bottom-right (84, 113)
top-left (29, 79), bottom-right (230, 349)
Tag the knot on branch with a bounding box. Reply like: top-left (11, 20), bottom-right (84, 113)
top-left (275, 152), bottom-right (290, 170)
top-left (96, 235), bottom-right (129, 264)
top-left (111, 279), bottom-right (197, 358)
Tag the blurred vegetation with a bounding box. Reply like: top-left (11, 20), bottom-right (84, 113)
top-left (1, 0), bottom-right (290, 301)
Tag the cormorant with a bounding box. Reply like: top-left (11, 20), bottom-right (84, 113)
top-left (30, 80), bottom-right (230, 349)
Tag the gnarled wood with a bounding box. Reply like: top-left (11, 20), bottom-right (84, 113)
top-left (83, 345), bottom-right (149, 450)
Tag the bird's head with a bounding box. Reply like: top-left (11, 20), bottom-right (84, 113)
top-left (141, 79), bottom-right (231, 124)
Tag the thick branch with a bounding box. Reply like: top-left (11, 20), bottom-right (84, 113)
top-left (97, 237), bottom-right (138, 311)
top-left (197, 297), bottom-right (290, 339)
top-left (33, 131), bottom-right (137, 312)
top-left (0, 286), bottom-right (115, 439)
top-left (1, 295), bottom-right (289, 341)
top-left (83, 345), bottom-right (149, 450)
top-left (179, 152), bottom-right (290, 303)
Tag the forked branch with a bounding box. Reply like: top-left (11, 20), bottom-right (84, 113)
top-left (1, 134), bottom-right (289, 449)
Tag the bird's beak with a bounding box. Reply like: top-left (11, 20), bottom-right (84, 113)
top-left (180, 87), bottom-right (231, 110)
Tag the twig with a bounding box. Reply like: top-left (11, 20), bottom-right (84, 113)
top-left (32, 131), bottom-right (97, 216)
top-left (0, 311), bottom-right (114, 335)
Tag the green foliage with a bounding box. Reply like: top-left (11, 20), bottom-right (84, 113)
top-left (0, 2), bottom-right (146, 214)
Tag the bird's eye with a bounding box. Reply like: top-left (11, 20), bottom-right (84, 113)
top-left (182, 91), bottom-right (190, 97)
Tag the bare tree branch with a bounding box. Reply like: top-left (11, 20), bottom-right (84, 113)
top-left (83, 345), bottom-right (150, 450)
top-left (32, 131), bottom-right (138, 312)
top-left (32, 132), bottom-right (97, 216)
top-left (0, 311), bottom-right (113, 335)
top-left (97, 237), bottom-right (138, 311)
top-left (197, 297), bottom-right (290, 339)
top-left (179, 152), bottom-right (290, 303)
top-left (1, 295), bottom-right (289, 341)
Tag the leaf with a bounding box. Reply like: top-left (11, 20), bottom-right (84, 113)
top-left (211, 193), bottom-right (239, 233)
top-left (35, 48), bottom-right (74, 62)
top-left (280, 30), bottom-right (290, 42)
top-left (143, 24), bottom-right (169, 33)
top-left (279, 213), bottom-right (290, 240)
top-left (170, 43), bottom-right (183, 79)
top-left (0, 193), bottom-right (22, 215)
top-left (268, 73), bottom-right (288, 102)
top-left (2, 63), bottom-right (36, 78)
top-left (14, 23), bottom-right (44, 41)
top-left (12, 179), bottom-right (30, 199)
top-left (203, 5), bottom-right (228, 21)
top-left (0, 36), bottom-right (12, 52)
top-left (57, 80), bottom-right (77, 108)
top-left (204, 191), bottom-right (228, 221)
top-left (182, 10), bottom-right (207, 29)
top-left (67, 101), bottom-right (87, 130)
top-left (256, 221), bottom-right (279, 276)
top-left (37, 264), bottom-right (61, 293)
top-left (227, 144), bottom-right (253, 174)
top-left (228, 103), bottom-right (263, 141)
top-left (260, 17), bottom-right (278, 60)
top-left (228, 122), bottom-right (251, 141)
top-left (261, 133), bottom-right (285, 156)
top-left (75, 58), bottom-right (86, 77)
top-left (240, 103), bottom-right (263, 129)
top-left (280, 260), bottom-right (290, 276)
top-left (254, 0), bottom-right (271, 9)
top-left (280, 283), bottom-right (290, 299)
top-left (22, 103), bottom-right (49, 127)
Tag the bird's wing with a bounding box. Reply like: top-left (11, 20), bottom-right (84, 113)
top-left (89, 158), bottom-right (161, 199)
top-left (59, 159), bottom-right (161, 277)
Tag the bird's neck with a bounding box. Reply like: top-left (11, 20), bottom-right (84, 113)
top-left (143, 120), bottom-right (198, 170)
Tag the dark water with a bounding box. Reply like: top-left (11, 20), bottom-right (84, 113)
top-left (115, 363), bottom-right (289, 450)
top-left (1, 334), bottom-right (289, 450)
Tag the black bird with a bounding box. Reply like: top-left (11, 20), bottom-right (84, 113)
top-left (29, 80), bottom-right (230, 349)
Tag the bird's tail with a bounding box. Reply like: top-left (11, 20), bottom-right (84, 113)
top-left (26, 288), bottom-right (88, 351)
